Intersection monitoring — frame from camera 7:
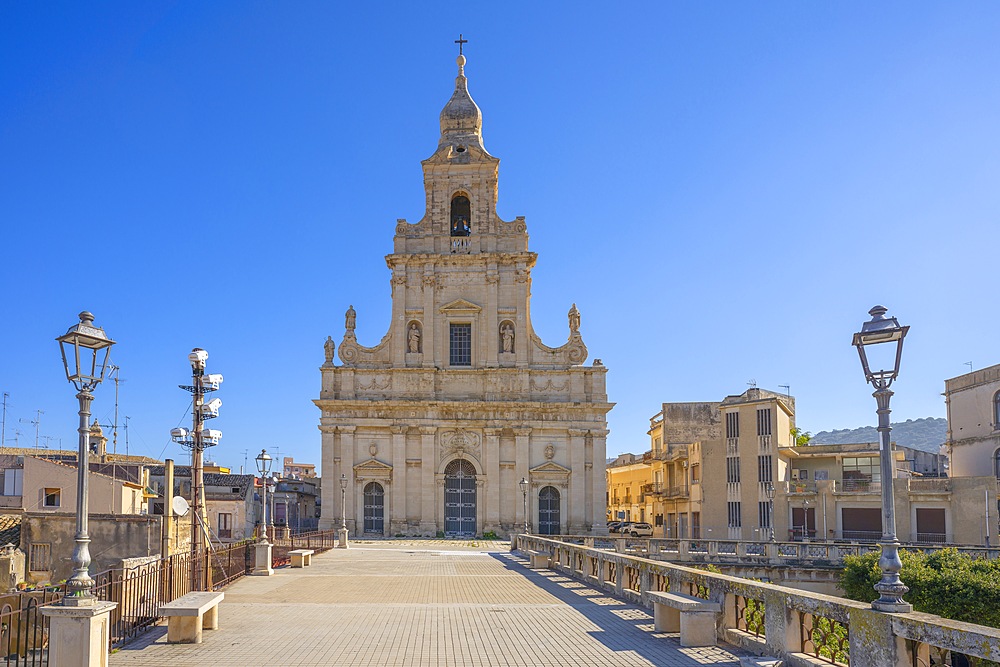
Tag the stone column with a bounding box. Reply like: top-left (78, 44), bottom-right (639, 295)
top-left (41, 601), bottom-right (117, 667)
top-left (419, 427), bottom-right (437, 535)
top-left (318, 424), bottom-right (338, 531)
top-left (340, 426), bottom-right (356, 533)
top-left (390, 424), bottom-right (407, 533)
top-left (513, 427), bottom-right (532, 531)
top-left (484, 428), bottom-right (501, 533)
top-left (590, 429), bottom-right (609, 532)
top-left (568, 429), bottom-right (587, 534)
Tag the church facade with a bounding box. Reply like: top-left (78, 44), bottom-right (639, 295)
top-left (315, 53), bottom-right (612, 537)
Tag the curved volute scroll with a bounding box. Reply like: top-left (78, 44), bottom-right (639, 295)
top-left (336, 305), bottom-right (394, 368)
top-left (527, 303), bottom-right (588, 366)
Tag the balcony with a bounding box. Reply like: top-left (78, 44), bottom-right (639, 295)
top-left (655, 444), bottom-right (688, 462)
top-left (642, 482), bottom-right (663, 495)
top-left (836, 479), bottom-right (881, 494)
top-left (758, 434), bottom-right (772, 451)
top-left (908, 478), bottom-right (951, 495)
top-left (665, 485), bottom-right (689, 499)
top-left (785, 480), bottom-right (817, 494)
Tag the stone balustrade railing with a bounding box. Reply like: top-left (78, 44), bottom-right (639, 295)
top-left (542, 535), bottom-right (1000, 568)
top-left (515, 534), bottom-right (1000, 667)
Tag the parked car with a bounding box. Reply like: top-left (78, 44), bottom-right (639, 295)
top-left (627, 522), bottom-right (653, 537)
top-left (606, 521), bottom-right (621, 533)
top-left (613, 521), bottom-right (633, 534)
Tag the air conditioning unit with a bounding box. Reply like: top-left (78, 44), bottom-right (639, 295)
top-left (791, 469), bottom-right (800, 481)
top-left (793, 469), bottom-right (808, 480)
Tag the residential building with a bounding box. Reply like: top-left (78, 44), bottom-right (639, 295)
top-left (283, 457), bottom-right (317, 478)
top-left (148, 466), bottom-right (256, 543)
top-left (945, 362), bottom-right (1000, 478)
top-left (272, 476), bottom-right (320, 532)
top-left (315, 53), bottom-right (612, 537)
top-left (606, 454), bottom-right (651, 524)
top-left (0, 454), bottom-right (149, 515)
top-left (780, 442), bottom-right (996, 544)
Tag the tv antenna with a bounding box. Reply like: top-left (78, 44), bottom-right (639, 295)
top-left (6, 429), bottom-right (22, 447)
top-left (778, 384), bottom-right (790, 397)
top-left (1, 392), bottom-right (8, 450)
top-left (19, 410), bottom-right (43, 449)
top-left (40, 435), bottom-right (60, 449)
top-left (964, 361), bottom-right (973, 373)
top-left (747, 379), bottom-right (758, 389)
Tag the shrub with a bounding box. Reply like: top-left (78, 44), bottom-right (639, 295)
top-left (840, 548), bottom-right (1000, 629)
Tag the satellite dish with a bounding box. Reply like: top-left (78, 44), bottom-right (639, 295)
top-left (172, 496), bottom-right (190, 517)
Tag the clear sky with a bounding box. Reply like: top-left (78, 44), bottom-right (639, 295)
top-left (2, 2), bottom-right (998, 472)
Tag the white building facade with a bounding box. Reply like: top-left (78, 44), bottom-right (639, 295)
top-left (316, 54), bottom-right (612, 537)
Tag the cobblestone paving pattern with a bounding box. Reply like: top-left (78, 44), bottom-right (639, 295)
top-left (111, 542), bottom-right (747, 667)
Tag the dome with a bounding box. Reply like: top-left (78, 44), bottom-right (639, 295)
top-left (439, 55), bottom-right (483, 142)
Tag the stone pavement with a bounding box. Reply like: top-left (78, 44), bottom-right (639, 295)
top-left (110, 541), bottom-right (748, 667)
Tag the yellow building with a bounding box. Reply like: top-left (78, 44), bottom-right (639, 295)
top-left (605, 453), bottom-right (651, 524)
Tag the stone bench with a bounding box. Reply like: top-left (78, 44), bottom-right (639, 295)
top-left (524, 550), bottom-right (551, 569)
top-left (289, 548), bottom-right (314, 568)
top-left (647, 591), bottom-right (721, 647)
top-left (160, 591), bottom-right (225, 644)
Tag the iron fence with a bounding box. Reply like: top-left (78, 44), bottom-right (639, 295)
top-left (0, 591), bottom-right (63, 667)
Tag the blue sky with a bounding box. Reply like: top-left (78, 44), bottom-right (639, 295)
top-left (2, 3), bottom-right (998, 471)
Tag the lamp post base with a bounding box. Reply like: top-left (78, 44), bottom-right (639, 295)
top-left (252, 542), bottom-right (274, 576)
top-left (41, 601), bottom-right (117, 667)
top-left (337, 527), bottom-right (350, 549)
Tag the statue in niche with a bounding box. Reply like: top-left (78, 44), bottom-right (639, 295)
top-left (568, 303), bottom-right (580, 333)
top-left (324, 336), bottom-right (335, 364)
top-left (345, 305), bottom-right (356, 332)
top-left (408, 323), bottom-right (422, 353)
top-left (500, 322), bottom-right (514, 353)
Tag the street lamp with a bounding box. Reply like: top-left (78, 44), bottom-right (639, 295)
top-left (764, 482), bottom-right (775, 542)
top-left (518, 477), bottom-right (528, 535)
top-left (255, 449), bottom-right (272, 542)
top-left (853, 304), bottom-right (912, 613)
top-left (56, 312), bottom-right (115, 605)
top-left (337, 473), bottom-right (349, 548)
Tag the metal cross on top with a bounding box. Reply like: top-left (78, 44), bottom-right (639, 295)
top-left (455, 34), bottom-right (468, 55)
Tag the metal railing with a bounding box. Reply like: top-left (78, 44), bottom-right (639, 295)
top-left (516, 534), bottom-right (1000, 667)
top-left (837, 479), bottom-right (881, 494)
top-left (0, 590), bottom-right (62, 666)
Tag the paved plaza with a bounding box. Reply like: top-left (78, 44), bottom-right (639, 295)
top-left (110, 541), bottom-right (747, 667)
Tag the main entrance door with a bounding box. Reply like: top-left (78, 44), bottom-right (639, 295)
top-left (364, 482), bottom-right (384, 534)
top-left (444, 459), bottom-right (476, 536)
top-left (538, 486), bottom-right (560, 535)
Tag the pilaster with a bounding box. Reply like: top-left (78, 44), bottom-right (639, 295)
top-left (484, 427), bottom-right (502, 531)
top-left (390, 424), bottom-right (408, 530)
top-left (568, 428), bottom-right (587, 533)
top-left (340, 426), bottom-right (356, 533)
top-left (513, 426), bottom-right (532, 530)
top-left (419, 426), bottom-right (437, 533)
top-left (590, 429), bottom-right (609, 531)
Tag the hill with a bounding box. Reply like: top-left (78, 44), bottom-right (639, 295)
top-left (810, 417), bottom-right (946, 453)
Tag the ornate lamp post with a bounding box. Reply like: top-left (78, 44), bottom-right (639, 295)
top-left (255, 450), bottom-right (272, 542)
top-left (337, 473), bottom-right (349, 548)
top-left (764, 482), bottom-right (776, 542)
top-left (55, 312), bottom-right (115, 604)
top-left (251, 449), bottom-right (275, 576)
top-left (853, 305), bottom-right (912, 613)
top-left (519, 477), bottom-right (528, 535)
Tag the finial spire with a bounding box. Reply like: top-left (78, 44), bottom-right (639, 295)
top-left (455, 33), bottom-right (468, 56)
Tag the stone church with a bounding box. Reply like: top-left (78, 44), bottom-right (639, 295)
top-left (316, 52), bottom-right (612, 537)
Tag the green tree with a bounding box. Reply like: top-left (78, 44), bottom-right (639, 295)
top-left (791, 427), bottom-right (812, 447)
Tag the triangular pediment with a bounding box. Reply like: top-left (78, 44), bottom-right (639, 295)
top-left (438, 298), bottom-right (482, 314)
top-left (529, 461), bottom-right (571, 475)
top-left (354, 458), bottom-right (393, 473)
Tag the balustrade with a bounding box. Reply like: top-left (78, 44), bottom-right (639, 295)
top-left (516, 534), bottom-right (1000, 667)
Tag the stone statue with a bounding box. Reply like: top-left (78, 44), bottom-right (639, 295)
top-left (568, 303), bottom-right (580, 333)
top-left (324, 336), bottom-right (335, 364)
top-left (501, 323), bottom-right (514, 353)
top-left (345, 305), bottom-right (356, 331)
top-left (408, 323), bottom-right (422, 353)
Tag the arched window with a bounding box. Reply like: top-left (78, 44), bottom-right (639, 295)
top-left (994, 448), bottom-right (1000, 481)
top-left (450, 195), bottom-right (471, 237)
